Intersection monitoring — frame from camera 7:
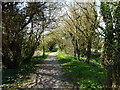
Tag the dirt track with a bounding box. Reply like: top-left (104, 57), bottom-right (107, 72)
top-left (24, 52), bottom-right (67, 89)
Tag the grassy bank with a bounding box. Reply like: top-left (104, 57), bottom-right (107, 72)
top-left (2, 52), bottom-right (51, 89)
top-left (56, 51), bottom-right (106, 89)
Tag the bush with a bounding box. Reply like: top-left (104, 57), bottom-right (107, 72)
top-left (91, 51), bottom-right (101, 58)
top-left (51, 48), bottom-right (58, 52)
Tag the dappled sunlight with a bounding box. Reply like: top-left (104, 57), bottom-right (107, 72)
top-left (23, 52), bottom-right (68, 88)
top-left (2, 53), bottom-right (50, 89)
top-left (2, 1), bottom-right (120, 89)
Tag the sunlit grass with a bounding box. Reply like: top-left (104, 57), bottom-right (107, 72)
top-left (56, 51), bottom-right (106, 89)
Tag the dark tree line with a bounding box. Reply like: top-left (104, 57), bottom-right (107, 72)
top-left (100, 2), bottom-right (120, 88)
top-left (2, 2), bottom-right (59, 69)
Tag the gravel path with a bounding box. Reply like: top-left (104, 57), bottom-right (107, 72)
top-left (24, 52), bottom-right (67, 89)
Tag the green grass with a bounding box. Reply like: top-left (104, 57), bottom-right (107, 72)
top-left (56, 51), bottom-right (106, 89)
top-left (80, 56), bottom-right (103, 67)
top-left (2, 52), bottom-right (51, 88)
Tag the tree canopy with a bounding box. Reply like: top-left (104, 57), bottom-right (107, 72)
top-left (2, 1), bottom-right (120, 89)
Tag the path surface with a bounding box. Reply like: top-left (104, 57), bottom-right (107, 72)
top-left (24, 52), bottom-right (67, 89)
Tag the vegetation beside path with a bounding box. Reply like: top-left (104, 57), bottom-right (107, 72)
top-left (2, 2), bottom-right (120, 89)
top-left (56, 51), bottom-right (106, 89)
top-left (2, 52), bottom-right (51, 89)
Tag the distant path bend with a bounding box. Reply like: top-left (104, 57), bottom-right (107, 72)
top-left (24, 52), bottom-right (67, 89)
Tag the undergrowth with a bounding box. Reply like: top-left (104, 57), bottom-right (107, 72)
top-left (2, 52), bottom-right (51, 89)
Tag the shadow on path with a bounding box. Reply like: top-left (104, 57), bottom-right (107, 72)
top-left (24, 52), bottom-right (68, 89)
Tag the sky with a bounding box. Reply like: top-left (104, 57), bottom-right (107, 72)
top-left (18, 1), bottom-right (105, 36)
top-left (3, 0), bottom-right (118, 2)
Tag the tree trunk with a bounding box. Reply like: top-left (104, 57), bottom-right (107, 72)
top-left (8, 41), bottom-right (22, 68)
top-left (86, 38), bottom-right (91, 63)
top-left (75, 40), bottom-right (80, 61)
top-left (43, 45), bottom-right (45, 58)
top-left (69, 33), bottom-right (77, 58)
top-left (106, 67), bottom-right (113, 90)
top-left (113, 62), bottom-right (120, 88)
top-left (2, 56), bottom-right (16, 69)
top-left (23, 47), bottom-right (35, 64)
top-left (49, 45), bottom-right (53, 51)
top-left (58, 44), bottom-right (62, 51)
top-left (2, 52), bottom-right (21, 69)
top-left (74, 50), bottom-right (77, 58)
top-left (106, 65), bottom-right (120, 89)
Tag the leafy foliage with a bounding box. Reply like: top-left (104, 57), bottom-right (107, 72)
top-left (2, 2), bottom-right (59, 69)
top-left (100, 2), bottom-right (120, 88)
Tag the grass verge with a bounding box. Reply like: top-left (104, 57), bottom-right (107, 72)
top-left (2, 52), bottom-right (51, 89)
top-left (56, 51), bottom-right (106, 89)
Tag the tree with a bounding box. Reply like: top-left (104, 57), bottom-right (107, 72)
top-left (100, 1), bottom-right (120, 88)
top-left (2, 2), bottom-right (59, 68)
top-left (62, 2), bottom-right (98, 62)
